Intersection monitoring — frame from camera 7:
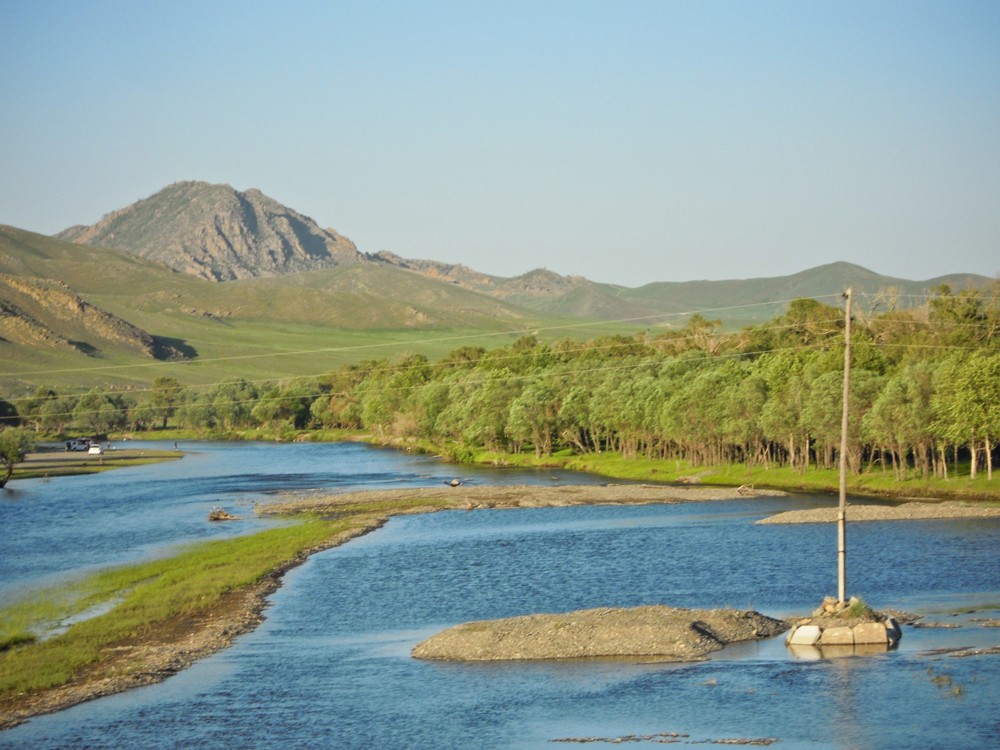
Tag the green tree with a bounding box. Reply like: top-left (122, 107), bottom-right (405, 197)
top-left (311, 365), bottom-right (368, 429)
top-left (863, 361), bottom-right (937, 479)
top-left (0, 395), bottom-right (20, 427)
top-left (16, 387), bottom-right (57, 431)
top-left (559, 382), bottom-right (598, 453)
top-left (756, 351), bottom-right (812, 471)
top-left (151, 376), bottom-right (185, 429)
top-left (39, 396), bottom-right (77, 434)
top-left (73, 389), bottom-right (130, 435)
top-left (0, 427), bottom-right (36, 488)
top-left (743, 298), bottom-right (843, 353)
top-left (208, 378), bottom-right (258, 431)
top-left (177, 393), bottom-right (217, 433)
top-left (128, 400), bottom-right (160, 432)
top-left (801, 369), bottom-right (883, 473)
top-left (252, 382), bottom-right (314, 431)
top-left (508, 379), bottom-right (562, 457)
top-left (718, 362), bottom-right (769, 466)
top-left (933, 352), bottom-right (1000, 479)
top-left (928, 285), bottom-right (998, 349)
top-left (438, 368), bottom-right (521, 452)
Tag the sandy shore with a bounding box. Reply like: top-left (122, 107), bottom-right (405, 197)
top-left (758, 500), bottom-right (1000, 525)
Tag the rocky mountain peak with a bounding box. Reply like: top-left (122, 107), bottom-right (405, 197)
top-left (57, 181), bottom-right (361, 282)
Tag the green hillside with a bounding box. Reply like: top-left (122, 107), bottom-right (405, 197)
top-left (2, 222), bottom-right (993, 396)
top-left (0, 226), bottom-right (630, 394)
top-left (618, 262), bottom-right (992, 326)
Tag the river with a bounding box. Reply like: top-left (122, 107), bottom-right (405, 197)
top-left (2, 442), bottom-right (999, 749)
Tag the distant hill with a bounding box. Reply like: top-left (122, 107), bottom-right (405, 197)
top-left (57, 181), bottom-right (361, 281)
top-left (0, 225), bottom-right (532, 331)
top-left (367, 250), bottom-right (501, 289)
top-left (1, 179), bottom-right (994, 390)
top-left (55, 181), bottom-right (992, 323)
top-left (617, 262), bottom-right (993, 324)
top-left (370, 253), bottom-right (993, 324)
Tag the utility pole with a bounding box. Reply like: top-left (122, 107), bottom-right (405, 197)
top-left (837, 288), bottom-right (852, 604)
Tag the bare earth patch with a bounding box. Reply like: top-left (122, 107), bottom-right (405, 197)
top-left (412, 605), bottom-right (789, 662)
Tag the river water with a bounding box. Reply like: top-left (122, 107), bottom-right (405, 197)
top-left (2, 442), bottom-right (999, 749)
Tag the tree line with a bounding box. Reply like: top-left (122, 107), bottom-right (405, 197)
top-left (3, 285), bottom-right (999, 482)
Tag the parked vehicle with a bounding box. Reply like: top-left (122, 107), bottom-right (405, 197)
top-left (65, 438), bottom-right (90, 451)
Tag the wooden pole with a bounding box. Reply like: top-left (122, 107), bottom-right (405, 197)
top-left (837, 288), bottom-right (852, 604)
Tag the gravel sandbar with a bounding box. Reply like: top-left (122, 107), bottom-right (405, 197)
top-left (758, 500), bottom-right (1000, 525)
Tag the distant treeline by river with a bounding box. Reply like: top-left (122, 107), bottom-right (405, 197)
top-left (4, 286), bottom-right (999, 481)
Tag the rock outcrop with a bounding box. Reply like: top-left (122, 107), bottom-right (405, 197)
top-left (0, 275), bottom-right (185, 358)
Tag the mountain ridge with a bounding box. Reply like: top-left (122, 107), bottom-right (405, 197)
top-left (55, 181), bottom-right (992, 317)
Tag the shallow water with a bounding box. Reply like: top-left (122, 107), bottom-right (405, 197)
top-left (2, 444), bottom-right (999, 749)
top-left (0, 441), bottom-right (611, 599)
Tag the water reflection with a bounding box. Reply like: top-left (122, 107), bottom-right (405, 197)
top-left (788, 642), bottom-right (895, 660)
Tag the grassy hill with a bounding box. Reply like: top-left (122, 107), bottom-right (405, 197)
top-left (379, 256), bottom-right (992, 327)
top-left (616, 262), bottom-right (992, 326)
top-left (2, 222), bottom-right (992, 396)
top-left (0, 227), bottom-right (626, 394)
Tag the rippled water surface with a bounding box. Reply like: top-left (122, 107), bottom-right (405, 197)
top-left (2, 443), bottom-right (999, 749)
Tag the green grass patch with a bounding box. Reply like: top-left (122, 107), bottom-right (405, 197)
top-left (0, 518), bottom-right (343, 700)
top-left (0, 487), bottom-right (470, 706)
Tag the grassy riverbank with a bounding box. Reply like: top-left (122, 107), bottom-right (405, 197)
top-left (57, 427), bottom-right (999, 503)
top-left (0, 515), bottom-right (357, 727)
top-left (458, 447), bottom-right (1000, 503)
top-left (10, 447), bottom-right (183, 481)
top-left (1, 518), bottom-right (324, 674)
top-left (0, 466), bottom-right (480, 729)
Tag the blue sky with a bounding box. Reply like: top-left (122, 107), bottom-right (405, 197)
top-left (2, 0), bottom-right (998, 287)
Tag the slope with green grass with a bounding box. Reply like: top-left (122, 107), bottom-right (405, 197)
top-left (0, 226), bottom-right (633, 392)
top-left (618, 261), bottom-right (992, 324)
